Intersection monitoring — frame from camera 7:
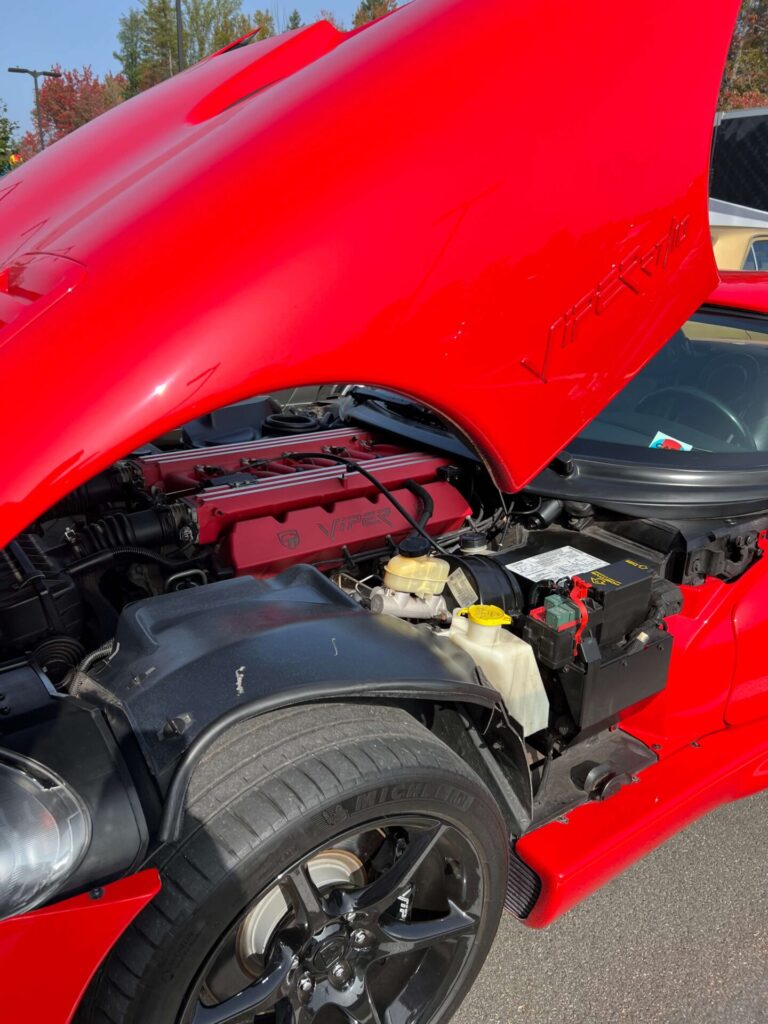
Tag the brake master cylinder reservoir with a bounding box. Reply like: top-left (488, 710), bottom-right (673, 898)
top-left (447, 605), bottom-right (549, 737)
top-left (383, 554), bottom-right (450, 595)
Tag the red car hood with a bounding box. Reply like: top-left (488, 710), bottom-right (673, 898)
top-left (0, 0), bottom-right (738, 546)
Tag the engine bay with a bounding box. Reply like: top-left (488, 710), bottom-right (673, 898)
top-left (2, 388), bottom-right (766, 789)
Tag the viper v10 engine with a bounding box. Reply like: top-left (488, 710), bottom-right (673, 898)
top-left (0, 389), bottom-right (694, 770)
top-left (0, 423), bottom-right (472, 676)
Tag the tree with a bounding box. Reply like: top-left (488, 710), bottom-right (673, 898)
top-left (185, 0), bottom-right (252, 63)
top-left (137, 0), bottom-right (180, 86)
top-left (720, 0), bottom-right (768, 109)
top-left (318, 8), bottom-right (344, 30)
top-left (0, 101), bottom-right (19, 174)
top-left (286, 9), bottom-right (303, 30)
top-left (352, 0), bottom-right (396, 28)
top-left (251, 8), bottom-right (276, 38)
top-left (114, 8), bottom-right (145, 97)
top-left (116, 1), bottom-right (254, 91)
top-left (18, 65), bottom-right (127, 154)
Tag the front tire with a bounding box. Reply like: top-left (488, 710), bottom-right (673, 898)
top-left (81, 703), bottom-right (509, 1024)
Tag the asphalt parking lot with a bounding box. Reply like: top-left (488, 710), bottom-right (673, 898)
top-left (456, 791), bottom-right (768, 1024)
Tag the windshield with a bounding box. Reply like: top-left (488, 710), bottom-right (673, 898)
top-left (576, 311), bottom-right (768, 454)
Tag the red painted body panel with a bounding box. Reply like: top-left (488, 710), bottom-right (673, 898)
top-left (0, 0), bottom-right (738, 548)
top-left (517, 717), bottom-right (768, 928)
top-left (0, 870), bottom-right (160, 1023)
top-left (619, 578), bottom-right (737, 753)
top-left (708, 271), bottom-right (768, 313)
top-left (621, 554), bottom-right (768, 746)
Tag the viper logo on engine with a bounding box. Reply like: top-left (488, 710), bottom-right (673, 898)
top-left (318, 509), bottom-right (393, 540)
top-left (277, 530), bottom-right (301, 549)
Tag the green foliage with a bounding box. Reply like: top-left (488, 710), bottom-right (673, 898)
top-left (720, 0), bottom-right (768, 109)
top-left (352, 0), bottom-right (396, 28)
top-left (0, 100), bottom-right (20, 174)
top-left (114, 9), bottom-right (145, 98)
top-left (286, 9), bottom-right (303, 30)
top-left (138, 0), bottom-right (180, 85)
top-left (318, 8), bottom-right (344, 30)
top-left (115, 0), bottom-right (257, 93)
top-left (185, 0), bottom-right (252, 63)
top-left (251, 8), bottom-right (276, 39)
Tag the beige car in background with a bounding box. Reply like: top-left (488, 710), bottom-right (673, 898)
top-left (712, 226), bottom-right (768, 270)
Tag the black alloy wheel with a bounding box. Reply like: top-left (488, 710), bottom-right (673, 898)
top-left (183, 818), bottom-right (485, 1024)
top-left (79, 704), bottom-right (509, 1024)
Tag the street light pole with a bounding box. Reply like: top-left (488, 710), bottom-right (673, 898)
top-left (7, 67), bottom-right (62, 151)
top-left (175, 0), bottom-right (185, 72)
top-left (31, 74), bottom-right (43, 151)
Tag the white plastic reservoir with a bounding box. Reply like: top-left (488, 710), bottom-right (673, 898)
top-left (446, 605), bottom-right (549, 737)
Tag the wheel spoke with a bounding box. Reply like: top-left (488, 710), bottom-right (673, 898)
top-left (342, 979), bottom-right (384, 1024)
top-left (294, 1007), bottom-right (316, 1024)
top-left (278, 1002), bottom-right (315, 1024)
top-left (377, 901), bottom-right (478, 957)
top-left (191, 943), bottom-right (293, 1024)
top-left (279, 862), bottom-right (330, 932)
top-left (347, 824), bottom-right (447, 915)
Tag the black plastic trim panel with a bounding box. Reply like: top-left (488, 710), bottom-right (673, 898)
top-left (504, 849), bottom-right (542, 919)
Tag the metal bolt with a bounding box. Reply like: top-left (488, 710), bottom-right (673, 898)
top-left (298, 975), bottom-right (313, 995)
top-left (351, 929), bottom-right (368, 948)
top-left (0, 706), bottom-right (10, 716)
top-left (332, 963), bottom-right (348, 982)
top-left (64, 526), bottom-right (77, 544)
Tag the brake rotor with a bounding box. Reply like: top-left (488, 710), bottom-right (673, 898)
top-left (236, 848), bottom-right (366, 970)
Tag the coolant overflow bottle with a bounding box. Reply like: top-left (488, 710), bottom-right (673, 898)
top-left (447, 605), bottom-right (549, 737)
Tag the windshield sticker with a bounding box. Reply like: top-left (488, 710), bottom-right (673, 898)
top-left (505, 546), bottom-right (608, 582)
top-left (649, 430), bottom-right (693, 452)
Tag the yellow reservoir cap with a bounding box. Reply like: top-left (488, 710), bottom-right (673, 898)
top-left (459, 604), bottom-right (511, 627)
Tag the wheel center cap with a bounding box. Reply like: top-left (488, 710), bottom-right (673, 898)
top-left (312, 936), bottom-right (349, 972)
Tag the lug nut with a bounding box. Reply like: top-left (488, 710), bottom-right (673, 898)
top-left (332, 963), bottom-right (349, 982)
top-left (351, 929), bottom-right (368, 947)
top-left (298, 974), bottom-right (314, 996)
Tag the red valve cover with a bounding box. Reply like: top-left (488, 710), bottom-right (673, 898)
top-left (131, 428), bottom-right (471, 576)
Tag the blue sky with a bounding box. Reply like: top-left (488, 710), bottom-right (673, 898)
top-left (1, 0), bottom-right (360, 134)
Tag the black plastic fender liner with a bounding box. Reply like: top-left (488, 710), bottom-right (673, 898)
top-left (157, 677), bottom-right (502, 842)
top-left (79, 566), bottom-right (514, 839)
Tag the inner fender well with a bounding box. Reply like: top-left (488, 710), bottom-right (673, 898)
top-left (80, 568), bottom-right (505, 807)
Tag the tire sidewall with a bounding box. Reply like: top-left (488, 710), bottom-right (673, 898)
top-left (133, 762), bottom-right (507, 1024)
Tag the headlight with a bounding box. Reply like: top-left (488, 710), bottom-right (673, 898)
top-left (0, 750), bottom-right (91, 920)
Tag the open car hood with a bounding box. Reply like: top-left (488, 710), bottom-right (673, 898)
top-left (0, 0), bottom-right (739, 546)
